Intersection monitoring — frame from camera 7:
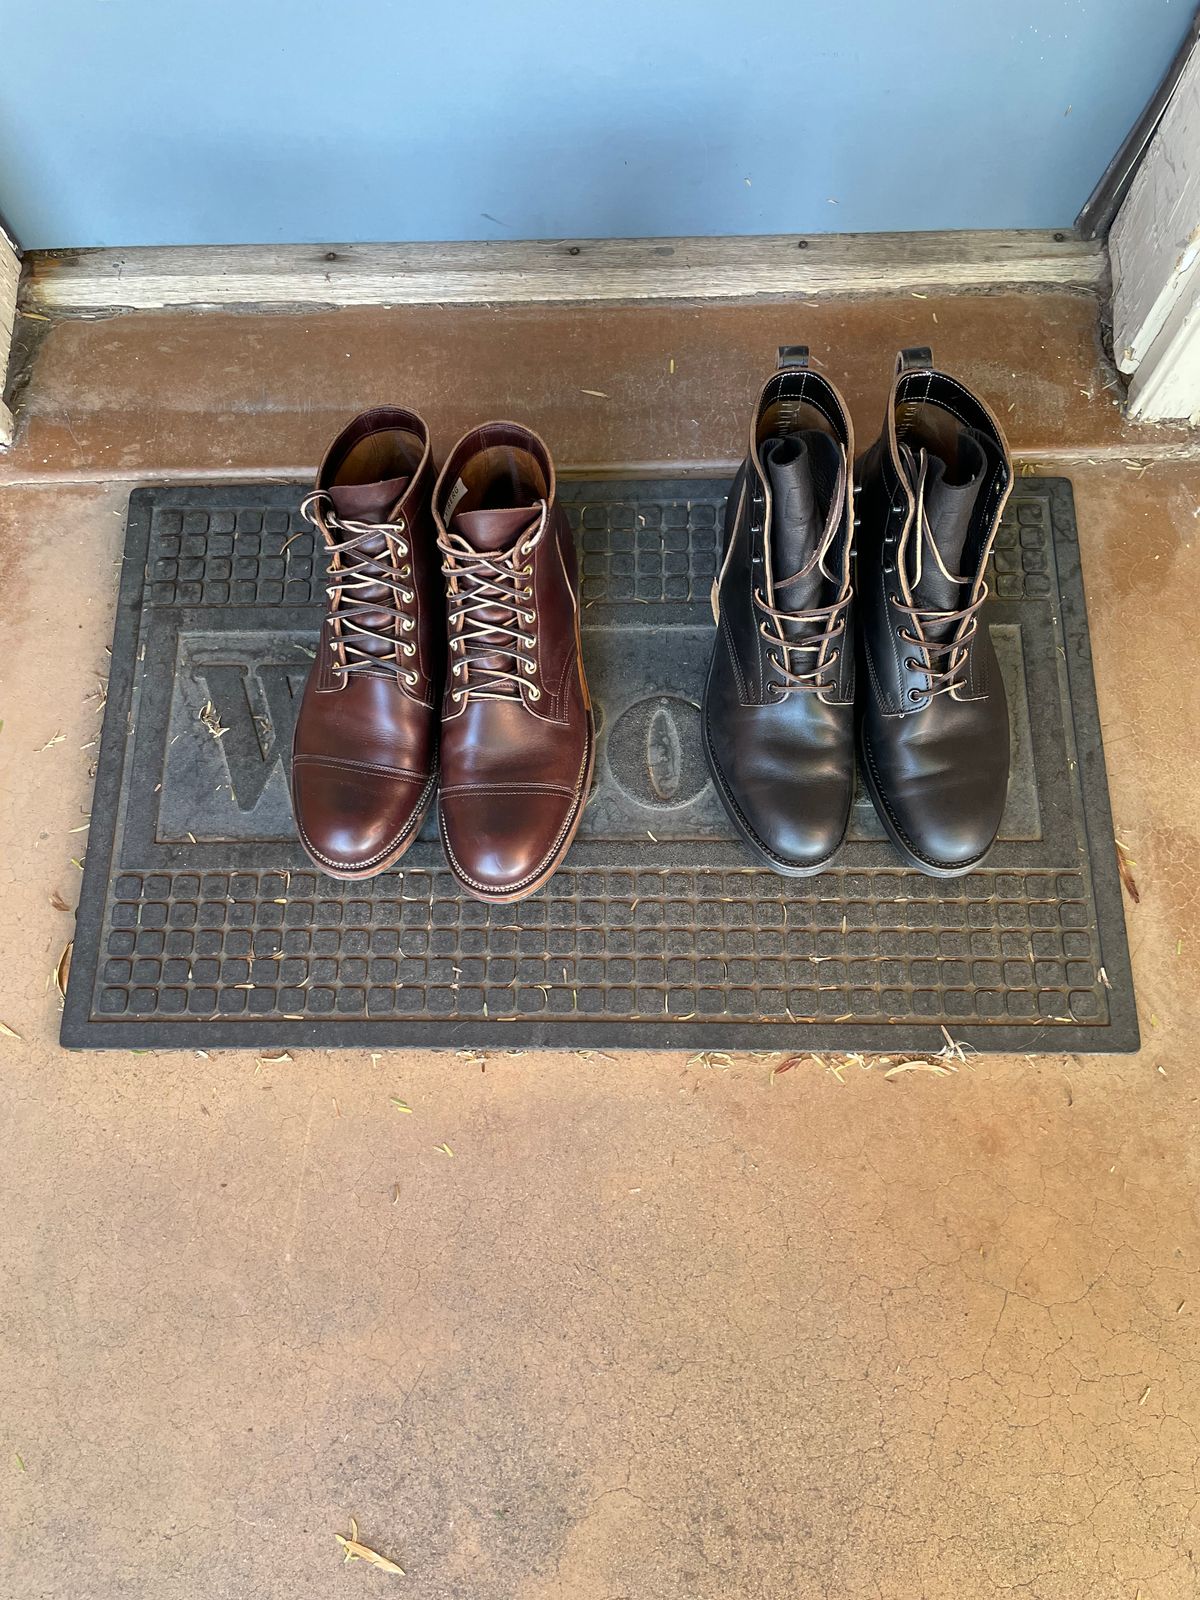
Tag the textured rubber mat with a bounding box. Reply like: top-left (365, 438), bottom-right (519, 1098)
top-left (62, 477), bottom-right (1137, 1052)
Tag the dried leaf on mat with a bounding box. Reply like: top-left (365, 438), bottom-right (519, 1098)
top-left (686, 1050), bottom-right (734, 1071)
top-left (49, 891), bottom-right (70, 912)
top-left (769, 1055), bottom-right (806, 1082)
top-left (0, 1020), bottom-right (22, 1040)
top-left (54, 942), bottom-right (73, 999)
top-left (335, 1518), bottom-right (404, 1576)
top-left (199, 700), bottom-right (228, 741)
top-left (885, 1059), bottom-right (957, 1079)
top-left (1115, 839), bottom-right (1140, 904)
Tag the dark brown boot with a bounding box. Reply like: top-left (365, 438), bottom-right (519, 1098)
top-left (703, 347), bottom-right (857, 875)
top-left (291, 408), bottom-right (441, 878)
top-left (433, 422), bottom-right (594, 902)
top-left (856, 349), bottom-right (1013, 875)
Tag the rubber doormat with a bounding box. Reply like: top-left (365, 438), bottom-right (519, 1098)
top-left (62, 477), bottom-right (1138, 1052)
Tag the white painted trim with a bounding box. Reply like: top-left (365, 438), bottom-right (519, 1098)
top-left (21, 229), bottom-right (1101, 313)
top-left (1126, 271), bottom-right (1200, 423)
top-left (1111, 32), bottom-right (1200, 421)
top-left (0, 228), bottom-right (19, 448)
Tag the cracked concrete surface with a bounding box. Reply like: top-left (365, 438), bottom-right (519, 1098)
top-left (1, 296), bottom-right (1199, 1598)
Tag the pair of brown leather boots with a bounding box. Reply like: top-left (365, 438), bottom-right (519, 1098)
top-left (290, 410), bottom-right (594, 902)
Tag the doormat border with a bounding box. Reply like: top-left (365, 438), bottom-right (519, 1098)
top-left (61, 476), bottom-right (1139, 1054)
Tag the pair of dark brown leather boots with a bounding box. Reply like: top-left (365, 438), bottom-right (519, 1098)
top-left (705, 346), bottom-right (1013, 878)
top-left (291, 410), bottom-right (594, 901)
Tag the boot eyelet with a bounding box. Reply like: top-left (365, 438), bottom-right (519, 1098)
top-left (522, 659), bottom-right (536, 674)
top-left (908, 687), bottom-right (923, 702)
top-left (905, 657), bottom-right (919, 670)
top-left (527, 685), bottom-right (541, 701)
top-left (883, 561), bottom-right (895, 574)
top-left (405, 672), bottom-right (418, 687)
top-left (522, 564), bottom-right (533, 576)
top-left (453, 662), bottom-right (463, 676)
top-left (402, 617), bottom-right (414, 632)
top-left (403, 642), bottom-right (416, 657)
top-left (522, 610), bottom-right (535, 624)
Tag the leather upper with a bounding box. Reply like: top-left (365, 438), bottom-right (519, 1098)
top-left (291, 408), bottom-right (442, 877)
top-left (856, 350), bottom-right (1013, 873)
top-left (704, 351), bottom-right (857, 873)
top-left (434, 423), bottom-right (592, 900)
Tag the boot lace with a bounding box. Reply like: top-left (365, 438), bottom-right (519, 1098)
top-left (753, 488), bottom-right (849, 699)
top-left (754, 586), bottom-right (850, 698)
top-left (438, 504), bottom-right (546, 704)
top-left (300, 490), bottom-right (418, 687)
top-left (892, 451), bottom-right (986, 700)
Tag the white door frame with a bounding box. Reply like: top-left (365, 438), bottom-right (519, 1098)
top-left (1111, 30), bottom-right (1200, 422)
top-left (0, 223), bottom-right (18, 448)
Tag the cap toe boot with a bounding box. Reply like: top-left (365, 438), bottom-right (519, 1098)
top-left (434, 423), bottom-right (594, 902)
top-left (856, 349), bottom-right (1013, 876)
top-left (291, 408), bottom-right (442, 878)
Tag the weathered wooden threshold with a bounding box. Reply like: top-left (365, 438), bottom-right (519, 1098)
top-left (21, 229), bottom-right (1104, 314)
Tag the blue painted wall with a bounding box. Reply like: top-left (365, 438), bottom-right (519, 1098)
top-left (0, 1), bottom-right (1191, 248)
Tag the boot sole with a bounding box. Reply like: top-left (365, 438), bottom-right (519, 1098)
top-left (856, 725), bottom-right (995, 879)
top-left (702, 715), bottom-right (848, 878)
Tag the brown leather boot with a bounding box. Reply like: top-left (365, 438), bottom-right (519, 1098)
top-left (291, 408), bottom-right (441, 878)
top-left (434, 422), bottom-right (594, 902)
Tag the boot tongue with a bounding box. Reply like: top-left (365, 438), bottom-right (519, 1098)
top-left (761, 431), bottom-right (842, 624)
top-left (452, 506), bottom-right (540, 552)
top-left (449, 506), bottom-right (543, 695)
top-left (323, 475), bottom-right (412, 668)
top-left (327, 475), bottom-right (409, 524)
top-left (907, 431), bottom-right (987, 616)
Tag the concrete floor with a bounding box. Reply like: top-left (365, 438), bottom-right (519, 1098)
top-left (1, 291), bottom-right (1199, 1599)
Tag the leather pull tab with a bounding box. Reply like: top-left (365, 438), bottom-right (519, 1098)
top-left (777, 345), bottom-right (809, 370)
top-left (896, 346), bottom-right (933, 375)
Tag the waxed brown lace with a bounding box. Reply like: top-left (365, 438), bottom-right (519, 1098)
top-left (438, 505), bottom-right (545, 703)
top-left (754, 477), bottom-right (849, 698)
top-left (300, 490), bottom-right (418, 685)
top-left (893, 448), bottom-right (987, 699)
